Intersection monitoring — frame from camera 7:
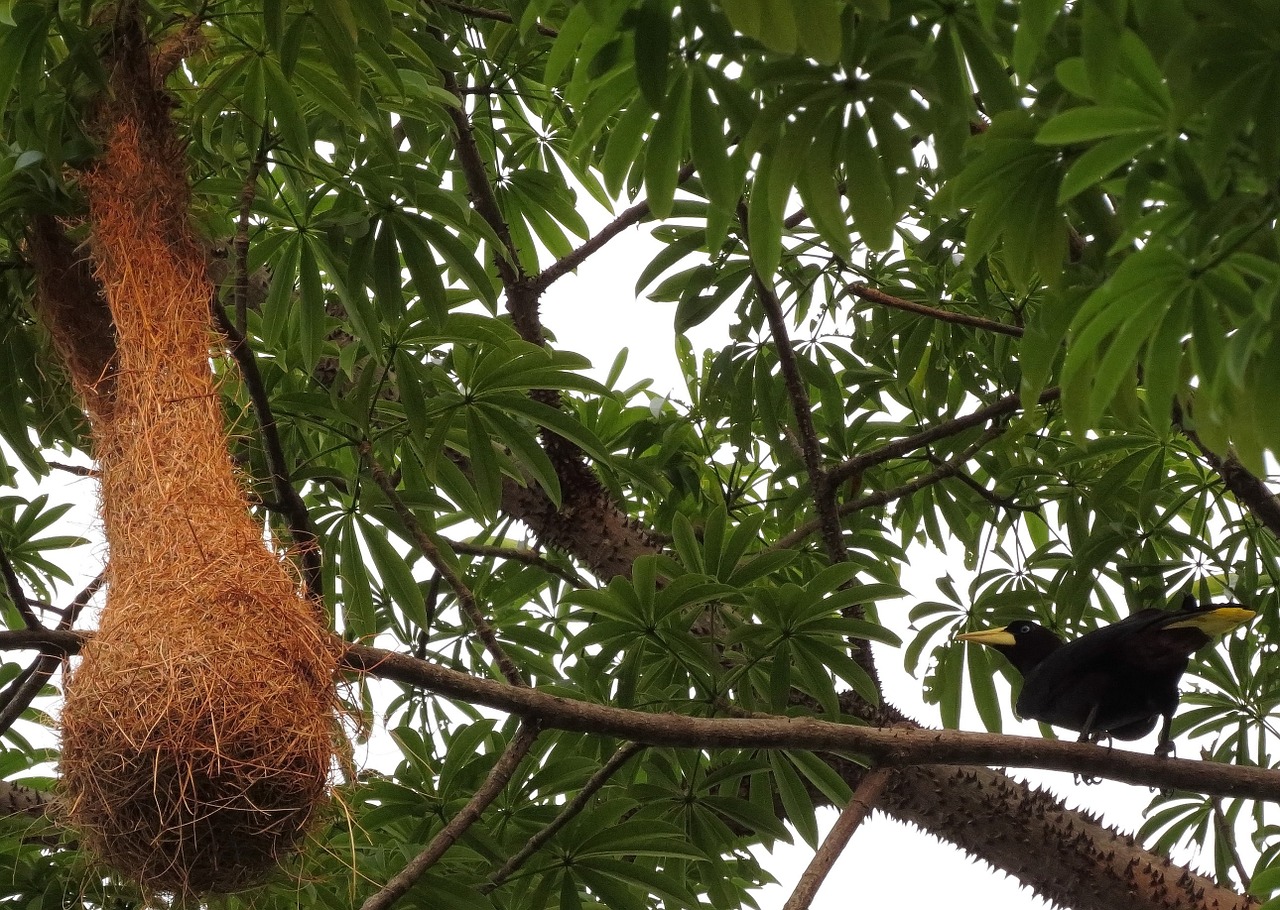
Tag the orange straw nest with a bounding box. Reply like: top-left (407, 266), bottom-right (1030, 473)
top-left (54, 94), bottom-right (341, 894)
top-left (60, 569), bottom-right (339, 894)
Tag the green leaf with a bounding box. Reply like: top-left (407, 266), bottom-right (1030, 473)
top-left (1057, 133), bottom-right (1152, 203)
top-left (769, 752), bottom-right (818, 847)
top-left (632, 0), bottom-right (671, 111)
top-left (843, 115), bottom-right (895, 251)
top-left (645, 69), bottom-right (690, 219)
top-left (1037, 105), bottom-right (1164, 144)
top-left (360, 518), bottom-right (430, 631)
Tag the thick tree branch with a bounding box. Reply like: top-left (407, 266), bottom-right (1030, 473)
top-left (362, 443), bottom-right (528, 687)
top-left (0, 779), bottom-right (52, 817)
top-left (782, 768), bottom-right (893, 910)
top-left (885, 763), bottom-right (1254, 910)
top-left (16, 628), bottom-right (1278, 801)
top-left (484, 741), bottom-right (645, 892)
top-left (359, 720), bottom-right (541, 910)
top-left (214, 306), bottom-right (324, 601)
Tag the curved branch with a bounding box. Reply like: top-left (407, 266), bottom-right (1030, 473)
top-left (16, 628), bottom-right (1278, 801)
top-left (772, 428), bottom-right (1003, 552)
top-left (828, 388), bottom-right (1061, 487)
top-left (841, 281), bottom-right (1024, 338)
top-left (532, 163), bottom-right (696, 294)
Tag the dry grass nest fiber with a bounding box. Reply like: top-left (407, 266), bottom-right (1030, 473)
top-left (55, 25), bottom-right (339, 895)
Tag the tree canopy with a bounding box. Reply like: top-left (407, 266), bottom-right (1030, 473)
top-left (0, 0), bottom-right (1279, 908)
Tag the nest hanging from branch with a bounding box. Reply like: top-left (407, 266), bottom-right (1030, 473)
top-left (52, 10), bottom-right (339, 895)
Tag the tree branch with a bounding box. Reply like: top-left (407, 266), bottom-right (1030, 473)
top-left (359, 720), bottom-right (541, 910)
top-left (484, 741), bottom-right (645, 892)
top-left (232, 141), bottom-right (267, 335)
top-left (361, 443), bottom-right (528, 687)
top-left (0, 573), bottom-right (101, 738)
top-left (782, 767), bottom-right (893, 910)
top-left (740, 206), bottom-right (844, 565)
top-left (772, 428), bottom-right (1003, 552)
top-left (1176, 408), bottom-right (1280, 540)
top-left (340, 643), bottom-right (1280, 801)
top-left (0, 544), bottom-right (38, 630)
top-left (15, 628), bottom-right (1279, 801)
top-left (436, 56), bottom-right (530, 321)
top-left (213, 305), bottom-right (324, 601)
top-left (427, 0), bottom-right (558, 37)
top-left (531, 163), bottom-right (696, 294)
top-left (828, 388), bottom-right (1061, 487)
top-left (841, 281), bottom-right (1025, 338)
top-left (448, 539), bottom-right (586, 587)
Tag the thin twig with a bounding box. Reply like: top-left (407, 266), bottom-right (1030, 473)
top-left (428, 0), bottom-right (559, 37)
top-left (828, 388), bottom-right (1061, 487)
top-left (739, 204), bottom-right (844, 564)
top-left (359, 720), bottom-right (541, 910)
top-left (484, 741), bottom-right (644, 892)
top-left (782, 767), bottom-right (893, 910)
top-left (1213, 796), bottom-right (1251, 889)
top-left (213, 306), bottom-right (324, 601)
top-left (0, 572), bottom-right (102, 737)
top-left (233, 141), bottom-right (267, 335)
top-left (448, 539), bottom-right (586, 587)
top-left (841, 281), bottom-right (1025, 338)
top-left (437, 59), bottom-right (528, 294)
top-left (46, 462), bottom-right (97, 478)
top-left (0, 659), bottom-right (55, 737)
top-left (532, 163), bottom-right (696, 294)
top-left (772, 428), bottom-right (1003, 552)
top-left (361, 443), bottom-right (528, 687)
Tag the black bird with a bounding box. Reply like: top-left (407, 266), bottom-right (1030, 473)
top-left (955, 597), bottom-right (1254, 755)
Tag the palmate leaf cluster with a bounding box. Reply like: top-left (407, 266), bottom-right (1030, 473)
top-left (0, 0), bottom-right (1278, 908)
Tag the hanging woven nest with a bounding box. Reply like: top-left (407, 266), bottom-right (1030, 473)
top-left (48, 10), bottom-right (339, 895)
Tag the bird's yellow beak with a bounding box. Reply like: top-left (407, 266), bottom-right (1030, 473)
top-left (955, 628), bottom-right (1017, 647)
top-left (1165, 606), bottom-right (1256, 636)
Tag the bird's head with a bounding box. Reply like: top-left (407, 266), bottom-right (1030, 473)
top-left (955, 620), bottom-right (1063, 677)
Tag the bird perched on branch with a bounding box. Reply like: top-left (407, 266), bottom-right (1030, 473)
top-left (955, 596), bottom-right (1255, 755)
